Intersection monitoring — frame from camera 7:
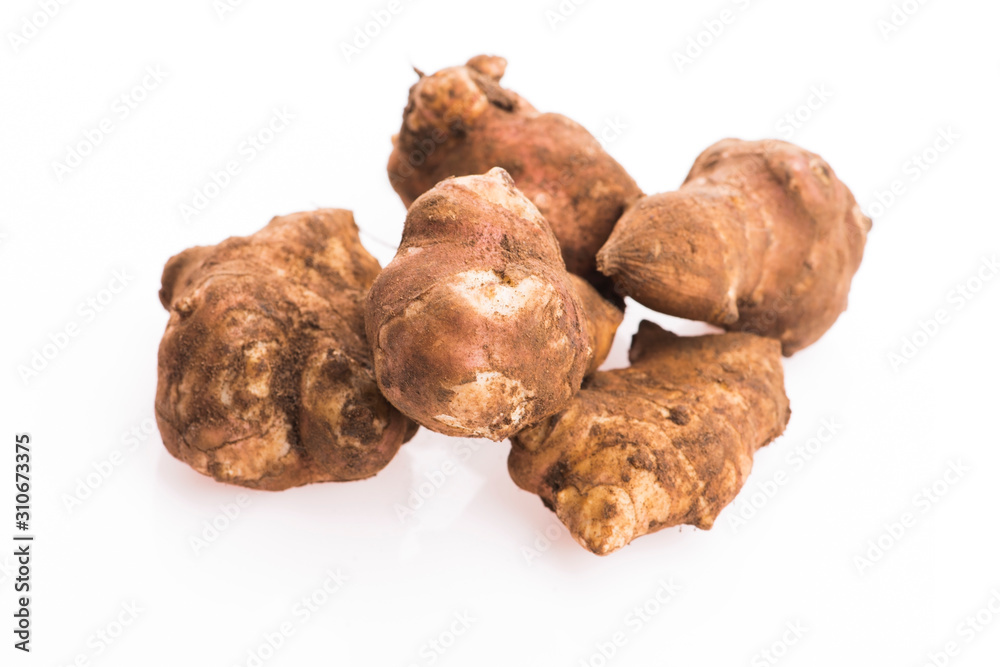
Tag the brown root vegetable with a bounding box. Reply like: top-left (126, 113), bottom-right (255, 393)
top-left (365, 168), bottom-right (623, 442)
top-left (387, 55), bottom-right (643, 296)
top-left (597, 138), bottom-right (871, 355)
top-left (156, 209), bottom-right (417, 491)
top-left (509, 321), bottom-right (790, 556)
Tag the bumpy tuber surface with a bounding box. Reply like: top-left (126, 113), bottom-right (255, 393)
top-left (387, 55), bottom-right (643, 296)
top-left (509, 321), bottom-right (790, 556)
top-left (597, 139), bottom-right (871, 355)
top-left (156, 210), bottom-right (417, 490)
top-left (366, 168), bottom-right (623, 442)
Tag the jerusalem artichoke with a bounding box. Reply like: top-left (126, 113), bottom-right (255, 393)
top-left (156, 209), bottom-right (416, 491)
top-left (597, 139), bottom-right (871, 355)
top-left (366, 168), bottom-right (623, 442)
top-left (509, 321), bottom-right (790, 555)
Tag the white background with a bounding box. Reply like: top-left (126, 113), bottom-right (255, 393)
top-left (2, 0), bottom-right (999, 665)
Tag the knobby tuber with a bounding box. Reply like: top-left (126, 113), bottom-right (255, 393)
top-left (509, 321), bottom-right (790, 555)
top-left (156, 209), bottom-right (417, 491)
top-left (387, 55), bottom-right (642, 297)
top-left (365, 168), bottom-right (624, 442)
top-left (597, 139), bottom-right (871, 355)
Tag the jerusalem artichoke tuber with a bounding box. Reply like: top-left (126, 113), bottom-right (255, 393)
top-left (597, 139), bottom-right (871, 355)
top-left (156, 209), bottom-right (417, 491)
top-left (365, 168), bottom-right (623, 442)
top-left (509, 320), bottom-right (790, 555)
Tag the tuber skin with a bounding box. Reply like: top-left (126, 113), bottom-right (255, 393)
top-left (509, 321), bottom-right (790, 556)
top-left (365, 168), bottom-right (623, 442)
top-left (567, 274), bottom-right (623, 376)
top-left (156, 209), bottom-right (417, 491)
top-left (387, 55), bottom-right (643, 298)
top-left (597, 139), bottom-right (871, 355)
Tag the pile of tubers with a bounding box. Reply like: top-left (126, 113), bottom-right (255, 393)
top-left (156, 55), bottom-right (870, 556)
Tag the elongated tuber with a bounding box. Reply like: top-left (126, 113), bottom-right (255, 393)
top-left (156, 209), bottom-right (417, 490)
top-left (509, 321), bottom-right (790, 555)
top-left (365, 168), bottom-right (623, 442)
top-left (388, 55), bottom-right (642, 296)
top-left (597, 139), bottom-right (871, 355)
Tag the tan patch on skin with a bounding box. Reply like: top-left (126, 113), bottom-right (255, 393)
top-left (210, 420), bottom-right (294, 482)
top-left (435, 371), bottom-right (534, 439)
top-left (242, 341), bottom-right (275, 398)
top-left (556, 485), bottom-right (636, 556)
top-left (449, 270), bottom-right (555, 318)
top-left (453, 169), bottom-right (549, 228)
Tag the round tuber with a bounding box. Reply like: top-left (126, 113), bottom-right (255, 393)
top-left (365, 168), bottom-right (623, 442)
